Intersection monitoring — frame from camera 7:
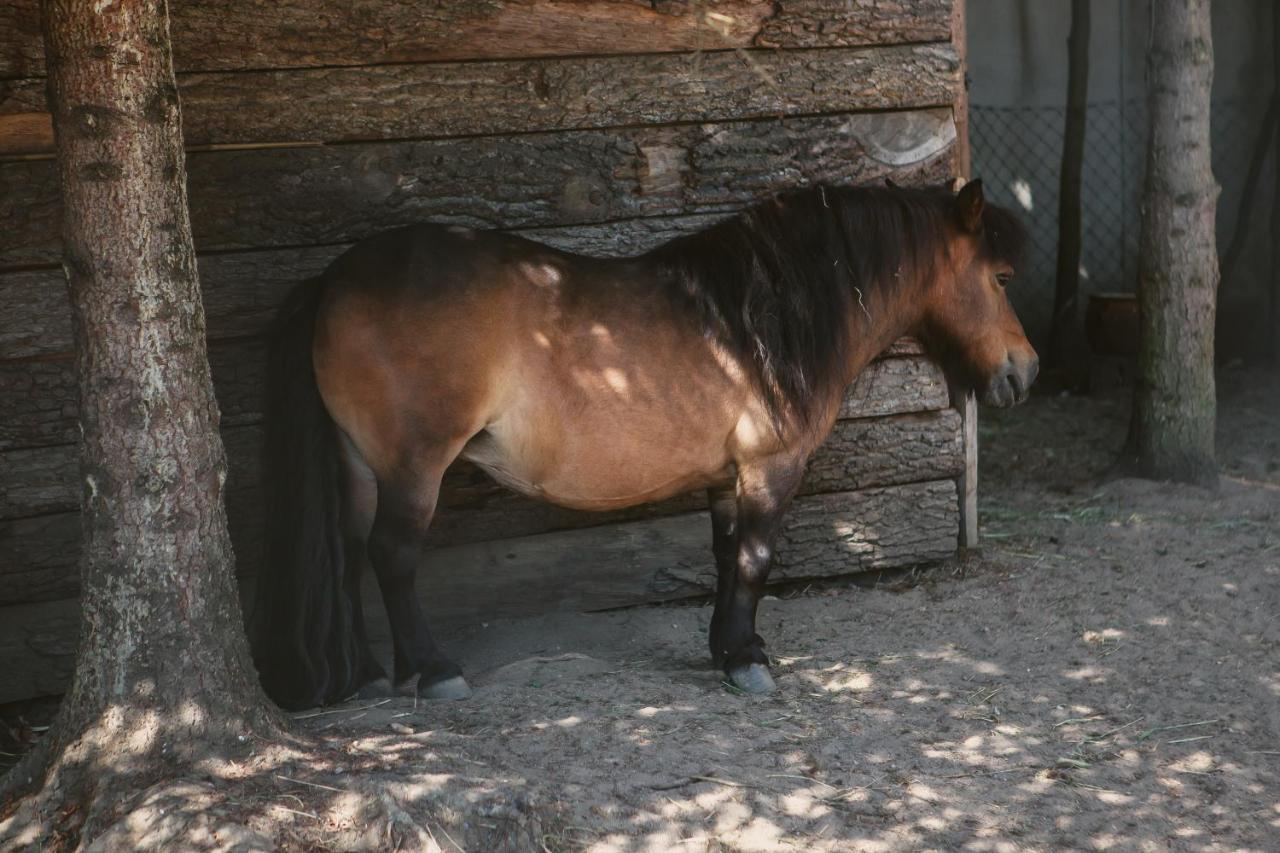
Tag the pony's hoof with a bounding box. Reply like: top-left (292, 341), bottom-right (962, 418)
top-left (419, 675), bottom-right (472, 700)
top-left (727, 663), bottom-right (777, 695)
top-left (355, 677), bottom-right (393, 699)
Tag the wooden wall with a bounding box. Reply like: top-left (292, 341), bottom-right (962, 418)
top-left (0, 0), bottom-right (966, 703)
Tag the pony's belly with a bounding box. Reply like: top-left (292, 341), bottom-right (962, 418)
top-left (461, 425), bottom-right (733, 511)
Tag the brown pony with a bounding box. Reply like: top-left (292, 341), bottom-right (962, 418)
top-left (249, 179), bottom-right (1037, 709)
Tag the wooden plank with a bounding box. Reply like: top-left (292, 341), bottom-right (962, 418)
top-left (0, 477), bottom-right (957, 703)
top-left (0, 109), bottom-right (957, 267)
top-left (0, 338), bottom-right (267, 451)
top-left (0, 419), bottom-right (264, 521)
top-left (1, 45), bottom-right (960, 156)
top-left (0, 597), bottom-right (81, 703)
top-left (0, 0), bottom-right (954, 80)
top-left (0, 404), bottom-right (959, 604)
top-left (958, 391), bottom-right (979, 549)
top-left (0, 469), bottom-right (266, 607)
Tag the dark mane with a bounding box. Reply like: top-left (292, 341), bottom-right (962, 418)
top-left (649, 183), bottom-right (969, 431)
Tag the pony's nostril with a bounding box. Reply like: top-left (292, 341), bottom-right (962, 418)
top-left (1007, 370), bottom-right (1023, 400)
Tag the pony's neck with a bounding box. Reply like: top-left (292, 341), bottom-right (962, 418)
top-left (837, 252), bottom-right (932, 389)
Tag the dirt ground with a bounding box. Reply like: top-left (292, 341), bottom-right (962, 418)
top-left (3, 366), bottom-right (1278, 851)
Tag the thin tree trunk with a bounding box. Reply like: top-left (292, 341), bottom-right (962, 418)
top-left (1047, 0), bottom-right (1090, 372)
top-left (1219, 97), bottom-right (1275, 285)
top-left (1128, 0), bottom-right (1220, 486)
top-left (1, 0), bottom-right (276, 843)
top-left (1270, 1), bottom-right (1280, 362)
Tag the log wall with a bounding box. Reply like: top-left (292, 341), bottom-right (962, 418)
top-left (0, 0), bottom-right (967, 704)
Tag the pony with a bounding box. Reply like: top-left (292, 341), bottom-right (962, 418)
top-left (248, 179), bottom-right (1036, 709)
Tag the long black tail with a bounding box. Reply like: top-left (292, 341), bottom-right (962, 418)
top-left (249, 278), bottom-right (361, 709)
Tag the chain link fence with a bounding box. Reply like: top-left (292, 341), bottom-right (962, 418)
top-left (971, 99), bottom-right (1270, 347)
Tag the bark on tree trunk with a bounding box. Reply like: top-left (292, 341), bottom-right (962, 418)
top-left (1, 0), bottom-right (277, 844)
top-left (1047, 0), bottom-right (1090, 374)
top-left (1127, 0), bottom-right (1220, 487)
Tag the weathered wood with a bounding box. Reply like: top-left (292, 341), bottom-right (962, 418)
top-left (0, 354), bottom-right (950, 518)
top-left (0, 597), bottom-right (81, 703)
top-left (0, 339), bottom-right (266, 450)
top-left (756, 0), bottom-right (953, 50)
top-left (0, 471), bottom-right (264, 607)
top-left (0, 110), bottom-right (957, 267)
top-left (837, 356), bottom-right (950, 419)
top-left (0, 406), bottom-right (959, 604)
top-left (1, 247), bottom-right (342, 359)
top-left (0, 0), bottom-right (953, 80)
top-left (958, 391), bottom-right (979, 549)
top-left (1, 45), bottom-right (959, 156)
top-left (0, 478), bottom-right (957, 703)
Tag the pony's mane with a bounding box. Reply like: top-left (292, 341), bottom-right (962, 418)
top-left (650, 183), bottom-right (1023, 431)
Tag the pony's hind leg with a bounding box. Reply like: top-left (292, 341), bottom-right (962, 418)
top-left (367, 447), bottom-right (471, 700)
top-left (337, 433), bottom-right (393, 698)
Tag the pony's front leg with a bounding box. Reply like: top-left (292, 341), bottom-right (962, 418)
top-left (709, 455), bottom-right (806, 694)
top-left (707, 484), bottom-right (738, 667)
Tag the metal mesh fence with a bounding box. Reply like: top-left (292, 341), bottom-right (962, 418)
top-left (971, 99), bottom-right (1269, 345)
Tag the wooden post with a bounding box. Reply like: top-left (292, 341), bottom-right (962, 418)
top-left (951, 0), bottom-right (980, 550)
top-left (1048, 0), bottom-right (1090, 373)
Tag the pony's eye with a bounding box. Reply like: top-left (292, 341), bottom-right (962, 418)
top-left (995, 272), bottom-right (1012, 287)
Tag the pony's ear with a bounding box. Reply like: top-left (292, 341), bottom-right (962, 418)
top-left (955, 178), bottom-right (985, 233)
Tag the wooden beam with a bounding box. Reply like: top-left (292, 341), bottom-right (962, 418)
top-left (0, 0), bottom-right (954, 80)
top-left (0, 109), bottom-right (958, 268)
top-left (958, 392), bottom-right (979, 550)
top-left (0, 478), bottom-right (958, 703)
top-left (0, 45), bottom-right (961, 156)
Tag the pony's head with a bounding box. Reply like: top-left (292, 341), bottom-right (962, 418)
top-left (919, 180), bottom-right (1038, 407)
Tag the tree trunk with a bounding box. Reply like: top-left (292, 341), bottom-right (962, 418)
top-left (1047, 0), bottom-right (1090, 374)
top-left (1127, 0), bottom-right (1220, 486)
top-left (1270, 1), bottom-right (1280, 363)
top-left (1, 0), bottom-right (276, 844)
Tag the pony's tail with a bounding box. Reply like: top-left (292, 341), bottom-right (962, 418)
top-left (248, 278), bottom-right (360, 709)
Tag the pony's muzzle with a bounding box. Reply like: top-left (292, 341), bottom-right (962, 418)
top-left (982, 354), bottom-right (1038, 408)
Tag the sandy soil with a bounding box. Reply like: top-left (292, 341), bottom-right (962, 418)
top-left (3, 367), bottom-right (1278, 851)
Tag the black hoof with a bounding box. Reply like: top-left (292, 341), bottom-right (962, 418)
top-left (727, 663), bottom-right (777, 694)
